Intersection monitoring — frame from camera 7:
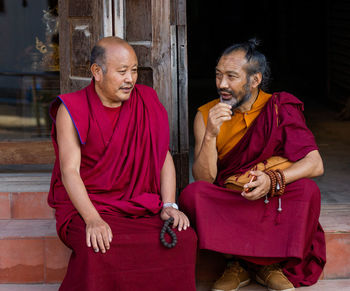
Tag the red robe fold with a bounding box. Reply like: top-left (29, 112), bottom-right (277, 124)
top-left (179, 92), bottom-right (326, 287)
top-left (49, 81), bottom-right (197, 291)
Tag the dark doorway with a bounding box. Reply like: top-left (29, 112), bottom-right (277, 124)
top-left (187, 0), bottom-right (329, 107)
top-left (187, 0), bottom-right (350, 203)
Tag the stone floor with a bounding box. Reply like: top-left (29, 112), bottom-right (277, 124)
top-left (305, 101), bottom-right (350, 204)
top-left (197, 280), bottom-right (350, 291)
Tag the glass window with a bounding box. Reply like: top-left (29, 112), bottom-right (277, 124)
top-left (0, 0), bottom-right (59, 140)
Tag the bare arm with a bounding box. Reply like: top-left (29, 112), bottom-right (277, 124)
top-left (159, 151), bottom-right (190, 231)
top-left (56, 104), bottom-right (112, 253)
top-left (192, 103), bottom-right (232, 182)
top-left (243, 150), bottom-right (324, 200)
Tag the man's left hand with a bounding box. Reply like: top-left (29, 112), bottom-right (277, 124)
top-left (160, 207), bottom-right (190, 231)
top-left (241, 170), bottom-right (271, 200)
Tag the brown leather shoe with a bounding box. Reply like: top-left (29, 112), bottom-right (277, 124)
top-left (256, 264), bottom-right (295, 291)
top-left (211, 261), bottom-right (250, 291)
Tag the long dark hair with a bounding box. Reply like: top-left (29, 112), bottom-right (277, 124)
top-left (220, 38), bottom-right (271, 90)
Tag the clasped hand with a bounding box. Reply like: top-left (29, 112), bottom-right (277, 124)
top-left (241, 170), bottom-right (271, 201)
top-left (206, 103), bottom-right (232, 137)
top-left (160, 207), bottom-right (190, 231)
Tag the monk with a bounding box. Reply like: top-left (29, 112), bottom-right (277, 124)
top-left (179, 39), bottom-right (326, 291)
top-left (48, 37), bottom-right (197, 291)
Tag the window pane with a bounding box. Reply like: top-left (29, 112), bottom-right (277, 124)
top-left (0, 0), bottom-right (59, 140)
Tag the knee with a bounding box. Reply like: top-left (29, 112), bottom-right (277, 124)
top-left (179, 181), bottom-right (203, 207)
top-left (292, 178), bottom-right (321, 203)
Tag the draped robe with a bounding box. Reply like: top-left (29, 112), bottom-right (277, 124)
top-left (49, 81), bottom-right (197, 291)
top-left (179, 92), bottom-right (326, 287)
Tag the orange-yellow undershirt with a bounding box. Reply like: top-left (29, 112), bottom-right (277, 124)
top-left (198, 90), bottom-right (272, 160)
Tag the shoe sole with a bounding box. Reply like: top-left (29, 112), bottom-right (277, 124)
top-left (211, 278), bottom-right (251, 291)
top-left (255, 275), bottom-right (295, 291)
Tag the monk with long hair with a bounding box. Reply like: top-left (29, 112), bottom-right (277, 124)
top-left (179, 39), bottom-right (326, 291)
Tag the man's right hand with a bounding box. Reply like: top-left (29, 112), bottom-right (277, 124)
top-left (206, 103), bottom-right (232, 137)
top-left (85, 216), bottom-right (113, 254)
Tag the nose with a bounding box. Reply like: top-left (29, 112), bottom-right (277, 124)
top-left (124, 71), bottom-right (133, 83)
top-left (219, 75), bottom-right (229, 89)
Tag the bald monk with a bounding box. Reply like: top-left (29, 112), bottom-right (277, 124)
top-left (48, 37), bottom-right (197, 291)
top-left (179, 39), bottom-right (326, 291)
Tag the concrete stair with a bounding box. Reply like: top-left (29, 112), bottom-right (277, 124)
top-left (0, 174), bottom-right (349, 290)
top-left (0, 174), bottom-right (71, 288)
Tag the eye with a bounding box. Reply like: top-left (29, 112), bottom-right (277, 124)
top-left (118, 70), bottom-right (126, 75)
top-left (132, 68), bottom-right (138, 73)
top-left (228, 74), bottom-right (237, 79)
top-left (215, 72), bottom-right (222, 78)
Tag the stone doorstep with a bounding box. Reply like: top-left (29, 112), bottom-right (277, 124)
top-left (0, 284), bottom-right (60, 291)
top-left (0, 220), bottom-right (71, 284)
top-left (0, 192), bottom-right (54, 220)
top-left (197, 280), bottom-right (350, 291)
top-left (320, 204), bottom-right (350, 233)
top-left (0, 280), bottom-right (350, 291)
top-left (0, 220), bottom-right (57, 239)
top-left (0, 204), bottom-right (349, 283)
top-left (0, 173), bottom-right (51, 193)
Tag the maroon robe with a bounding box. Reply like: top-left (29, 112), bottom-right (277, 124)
top-left (179, 92), bottom-right (326, 287)
top-left (49, 81), bottom-right (197, 291)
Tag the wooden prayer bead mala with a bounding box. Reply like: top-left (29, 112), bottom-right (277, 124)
top-left (265, 170), bottom-right (277, 197)
top-left (160, 217), bottom-right (177, 248)
top-left (275, 169), bottom-right (286, 196)
top-left (265, 169), bottom-right (286, 197)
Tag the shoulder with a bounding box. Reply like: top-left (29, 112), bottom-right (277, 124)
top-left (133, 84), bottom-right (168, 115)
top-left (134, 84), bottom-right (157, 97)
top-left (273, 91), bottom-right (304, 107)
top-left (198, 98), bottom-right (220, 113)
top-left (59, 86), bottom-right (88, 104)
top-left (272, 92), bottom-right (307, 124)
top-left (133, 84), bottom-right (162, 105)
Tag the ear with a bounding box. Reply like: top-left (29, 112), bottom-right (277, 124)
top-left (91, 63), bottom-right (103, 82)
top-left (251, 72), bottom-right (262, 89)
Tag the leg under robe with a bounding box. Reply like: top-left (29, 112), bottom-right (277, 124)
top-left (179, 178), bottom-right (326, 287)
top-left (59, 213), bottom-right (197, 291)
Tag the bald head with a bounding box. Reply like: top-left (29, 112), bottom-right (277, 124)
top-left (90, 37), bottom-right (137, 74)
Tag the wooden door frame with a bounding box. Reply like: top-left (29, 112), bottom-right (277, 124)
top-left (57, 0), bottom-right (189, 190)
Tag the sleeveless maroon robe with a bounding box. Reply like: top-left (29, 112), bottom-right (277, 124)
top-left (179, 92), bottom-right (326, 287)
top-left (49, 81), bottom-right (197, 291)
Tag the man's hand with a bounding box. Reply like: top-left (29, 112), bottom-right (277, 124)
top-left (160, 207), bottom-right (190, 231)
top-left (206, 103), bottom-right (232, 137)
top-left (85, 216), bottom-right (113, 254)
top-left (241, 170), bottom-right (271, 201)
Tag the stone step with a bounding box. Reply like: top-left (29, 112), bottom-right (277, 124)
top-left (0, 280), bottom-right (349, 291)
top-left (0, 284), bottom-right (60, 291)
top-left (320, 204), bottom-right (350, 279)
top-left (197, 279), bottom-right (350, 291)
top-left (0, 192), bottom-right (54, 220)
top-left (0, 220), bottom-right (71, 283)
top-left (0, 173), bottom-right (51, 193)
top-left (0, 199), bottom-right (349, 284)
top-left (0, 173), bottom-right (52, 220)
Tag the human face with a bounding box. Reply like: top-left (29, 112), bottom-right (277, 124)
top-left (95, 45), bottom-right (138, 107)
top-left (215, 50), bottom-right (252, 109)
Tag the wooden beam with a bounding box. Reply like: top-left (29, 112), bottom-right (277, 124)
top-left (0, 141), bottom-right (54, 165)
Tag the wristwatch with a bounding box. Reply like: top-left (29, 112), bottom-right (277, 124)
top-left (163, 202), bottom-right (179, 210)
